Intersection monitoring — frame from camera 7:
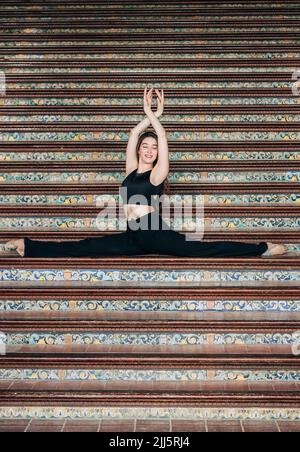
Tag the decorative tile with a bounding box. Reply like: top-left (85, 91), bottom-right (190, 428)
top-left (0, 193), bottom-right (298, 207)
top-left (0, 269), bottom-right (299, 288)
top-left (0, 216), bottom-right (299, 233)
top-left (1, 150), bottom-right (299, 162)
top-left (0, 368), bottom-right (298, 383)
top-left (0, 298), bottom-right (299, 313)
top-left (0, 407), bottom-right (299, 421)
top-left (4, 52), bottom-right (300, 61)
top-left (3, 114), bottom-right (300, 124)
top-left (1, 331), bottom-right (296, 346)
top-left (1, 171), bottom-right (299, 184)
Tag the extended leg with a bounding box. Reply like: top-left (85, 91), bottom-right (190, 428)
top-left (136, 229), bottom-right (268, 258)
top-left (24, 232), bottom-right (146, 258)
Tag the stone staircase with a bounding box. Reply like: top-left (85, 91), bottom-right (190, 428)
top-left (0, 0), bottom-right (300, 432)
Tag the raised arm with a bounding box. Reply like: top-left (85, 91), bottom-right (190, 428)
top-left (126, 88), bottom-right (162, 176)
top-left (144, 89), bottom-right (169, 186)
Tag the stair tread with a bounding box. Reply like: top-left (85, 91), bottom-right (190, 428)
top-left (2, 381), bottom-right (300, 393)
top-left (2, 344), bottom-right (294, 356)
top-left (2, 351), bottom-right (299, 362)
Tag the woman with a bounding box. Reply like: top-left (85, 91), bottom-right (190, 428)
top-left (4, 87), bottom-right (287, 258)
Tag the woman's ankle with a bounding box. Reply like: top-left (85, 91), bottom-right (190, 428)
top-left (6, 239), bottom-right (25, 257)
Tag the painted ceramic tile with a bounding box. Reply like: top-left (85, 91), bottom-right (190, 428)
top-left (0, 298), bottom-right (299, 313)
top-left (0, 3), bottom-right (297, 11)
top-left (2, 331), bottom-right (295, 346)
top-left (0, 269), bottom-right (299, 288)
top-left (1, 151), bottom-right (299, 162)
top-left (2, 114), bottom-right (300, 124)
top-left (4, 52), bottom-right (300, 61)
top-left (0, 368), bottom-right (298, 383)
top-left (0, 216), bottom-right (298, 233)
top-left (0, 193), bottom-right (298, 207)
top-left (0, 171), bottom-right (299, 184)
top-left (2, 94), bottom-right (298, 108)
top-left (2, 67), bottom-right (295, 74)
top-left (2, 131), bottom-right (300, 142)
top-left (0, 407), bottom-right (299, 421)
top-left (3, 41), bottom-right (299, 50)
top-left (1, 26), bottom-right (299, 35)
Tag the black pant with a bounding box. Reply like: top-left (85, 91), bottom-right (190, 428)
top-left (24, 212), bottom-right (268, 258)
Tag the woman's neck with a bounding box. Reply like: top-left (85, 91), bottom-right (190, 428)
top-left (137, 163), bottom-right (153, 173)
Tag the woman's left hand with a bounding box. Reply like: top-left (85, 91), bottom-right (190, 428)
top-left (144, 87), bottom-right (154, 115)
top-left (155, 89), bottom-right (164, 116)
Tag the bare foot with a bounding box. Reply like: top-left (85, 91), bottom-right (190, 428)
top-left (4, 239), bottom-right (25, 257)
top-left (264, 242), bottom-right (289, 257)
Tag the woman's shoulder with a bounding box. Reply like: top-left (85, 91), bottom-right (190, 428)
top-left (123, 168), bottom-right (138, 183)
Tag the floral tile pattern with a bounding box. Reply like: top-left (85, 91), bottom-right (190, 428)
top-left (1, 151), bottom-right (299, 162)
top-left (2, 331), bottom-right (296, 346)
top-left (0, 170), bottom-right (299, 185)
top-left (0, 216), bottom-right (298, 232)
top-left (1, 131), bottom-right (300, 142)
top-left (1, 298), bottom-right (299, 313)
top-left (0, 193), bottom-right (298, 207)
top-left (0, 269), bottom-right (299, 288)
top-left (2, 114), bottom-right (300, 123)
top-left (0, 368), bottom-right (298, 382)
top-left (3, 51), bottom-right (300, 61)
top-left (0, 407), bottom-right (299, 422)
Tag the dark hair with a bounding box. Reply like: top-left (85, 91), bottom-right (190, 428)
top-left (136, 131), bottom-right (170, 195)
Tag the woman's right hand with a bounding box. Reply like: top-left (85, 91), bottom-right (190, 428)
top-left (144, 86), bottom-right (164, 118)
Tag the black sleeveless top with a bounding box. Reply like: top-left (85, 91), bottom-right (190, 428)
top-left (120, 169), bottom-right (164, 208)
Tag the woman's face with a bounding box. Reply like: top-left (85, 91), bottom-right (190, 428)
top-left (138, 137), bottom-right (158, 165)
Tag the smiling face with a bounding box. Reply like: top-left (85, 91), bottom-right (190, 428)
top-left (138, 137), bottom-right (158, 165)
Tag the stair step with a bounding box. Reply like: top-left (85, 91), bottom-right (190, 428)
top-left (2, 351), bottom-right (299, 367)
top-left (2, 105), bottom-right (300, 113)
top-left (0, 257), bottom-right (299, 288)
top-left (4, 19), bottom-right (300, 28)
top-left (5, 73), bottom-right (296, 81)
top-left (3, 94), bottom-right (299, 106)
top-left (0, 389), bottom-right (299, 408)
top-left (1, 288), bottom-right (299, 320)
top-left (1, 150), bottom-right (299, 162)
top-left (1, 132), bottom-right (300, 142)
top-left (1, 381), bottom-right (299, 392)
top-left (3, 124), bottom-right (300, 131)
top-left (2, 60), bottom-right (299, 68)
top-left (2, 114), bottom-right (300, 124)
top-left (2, 7), bottom-right (300, 16)
top-left (3, 0), bottom-right (300, 7)
top-left (0, 193), bottom-right (298, 208)
top-left (1, 169), bottom-right (299, 185)
top-left (1, 328), bottom-right (299, 355)
top-left (1, 343), bottom-right (294, 356)
top-left (3, 51), bottom-right (300, 59)
top-left (0, 215), bottom-right (299, 236)
top-left (3, 43), bottom-right (300, 50)
top-left (4, 110), bottom-right (300, 122)
top-left (0, 405), bottom-right (299, 423)
top-left (0, 320), bottom-right (299, 349)
top-left (1, 184), bottom-right (298, 195)
top-left (3, 25), bottom-right (300, 33)
top-left (3, 32), bottom-right (300, 41)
